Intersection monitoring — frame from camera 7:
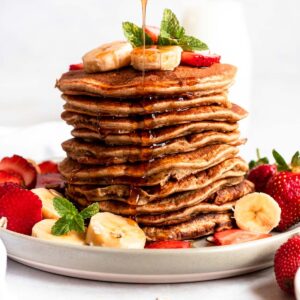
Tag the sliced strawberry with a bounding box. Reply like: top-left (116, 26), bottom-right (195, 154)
top-left (38, 161), bottom-right (59, 174)
top-left (0, 184), bottom-right (42, 235)
top-left (145, 240), bottom-right (191, 249)
top-left (0, 170), bottom-right (23, 186)
top-left (0, 155), bottom-right (37, 189)
top-left (181, 51), bottom-right (221, 67)
top-left (145, 26), bottom-right (160, 43)
top-left (36, 173), bottom-right (64, 191)
top-left (69, 63), bottom-right (84, 71)
top-left (213, 229), bottom-right (271, 246)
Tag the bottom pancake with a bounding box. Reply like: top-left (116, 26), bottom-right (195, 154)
top-left (143, 213), bottom-right (233, 241)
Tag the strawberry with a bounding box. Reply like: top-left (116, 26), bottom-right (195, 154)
top-left (181, 51), bottom-right (221, 68)
top-left (145, 26), bottom-right (160, 43)
top-left (248, 164), bottom-right (277, 192)
top-left (145, 240), bottom-right (191, 249)
top-left (265, 171), bottom-right (300, 231)
top-left (274, 235), bottom-right (300, 294)
top-left (0, 184), bottom-right (42, 235)
top-left (0, 170), bottom-right (23, 186)
top-left (38, 160), bottom-right (59, 174)
top-left (213, 229), bottom-right (271, 246)
top-left (69, 63), bottom-right (84, 71)
top-left (0, 155), bottom-right (37, 189)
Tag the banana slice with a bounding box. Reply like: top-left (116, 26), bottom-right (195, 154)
top-left (32, 219), bottom-right (86, 245)
top-left (82, 41), bottom-right (133, 73)
top-left (31, 188), bottom-right (62, 220)
top-left (131, 46), bottom-right (182, 71)
top-left (234, 192), bottom-right (281, 234)
top-left (86, 212), bottom-right (146, 249)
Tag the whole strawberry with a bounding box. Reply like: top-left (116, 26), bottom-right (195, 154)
top-left (274, 235), bottom-right (300, 294)
top-left (247, 149), bottom-right (277, 192)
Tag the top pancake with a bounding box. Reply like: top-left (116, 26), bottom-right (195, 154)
top-left (56, 64), bottom-right (236, 98)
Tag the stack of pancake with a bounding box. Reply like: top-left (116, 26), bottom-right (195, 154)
top-left (56, 64), bottom-right (254, 241)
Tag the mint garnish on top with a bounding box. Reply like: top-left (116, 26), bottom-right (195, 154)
top-left (51, 196), bottom-right (99, 236)
top-left (122, 8), bottom-right (209, 51)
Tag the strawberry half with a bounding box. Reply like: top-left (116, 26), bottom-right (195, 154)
top-left (274, 235), bottom-right (300, 294)
top-left (181, 51), bottom-right (221, 67)
top-left (145, 26), bottom-right (160, 44)
top-left (213, 229), bottom-right (271, 246)
top-left (0, 184), bottom-right (42, 235)
top-left (0, 155), bottom-right (37, 189)
top-left (38, 160), bottom-right (59, 174)
top-left (0, 170), bottom-right (23, 186)
top-left (69, 63), bottom-right (84, 71)
top-left (265, 171), bottom-right (300, 231)
top-left (145, 240), bottom-right (191, 249)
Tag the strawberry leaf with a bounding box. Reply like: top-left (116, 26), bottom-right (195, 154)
top-left (291, 151), bottom-right (300, 168)
top-left (248, 148), bottom-right (269, 169)
top-left (272, 149), bottom-right (291, 171)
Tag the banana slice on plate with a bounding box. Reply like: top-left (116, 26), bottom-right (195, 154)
top-left (131, 45), bottom-right (182, 71)
top-left (31, 188), bottom-right (62, 220)
top-left (234, 192), bottom-right (281, 234)
top-left (82, 41), bottom-right (133, 73)
top-left (86, 212), bottom-right (146, 249)
top-left (32, 219), bottom-right (86, 245)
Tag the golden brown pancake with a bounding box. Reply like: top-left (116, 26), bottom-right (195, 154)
top-left (65, 157), bottom-right (248, 205)
top-left (62, 92), bottom-right (231, 117)
top-left (143, 213), bottom-right (233, 241)
top-left (62, 131), bottom-right (243, 165)
top-left (56, 64), bottom-right (237, 97)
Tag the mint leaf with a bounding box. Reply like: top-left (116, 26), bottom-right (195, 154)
top-left (157, 35), bottom-right (179, 46)
top-left (69, 214), bottom-right (85, 233)
top-left (160, 8), bottom-right (185, 39)
top-left (178, 35), bottom-right (209, 51)
top-left (51, 216), bottom-right (71, 236)
top-left (122, 22), bottom-right (153, 47)
top-left (53, 197), bottom-right (78, 217)
top-left (80, 203), bottom-right (99, 220)
top-left (272, 149), bottom-right (291, 171)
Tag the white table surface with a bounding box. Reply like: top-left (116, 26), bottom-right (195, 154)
top-left (4, 260), bottom-right (292, 300)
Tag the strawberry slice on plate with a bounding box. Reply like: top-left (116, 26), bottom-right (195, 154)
top-left (0, 155), bottom-right (37, 189)
top-left (181, 51), bottom-right (221, 67)
top-left (145, 240), bottom-right (191, 249)
top-left (38, 160), bottom-right (59, 174)
top-left (0, 170), bottom-right (23, 186)
top-left (213, 229), bottom-right (271, 246)
top-left (69, 63), bottom-right (84, 71)
top-left (145, 26), bottom-right (160, 44)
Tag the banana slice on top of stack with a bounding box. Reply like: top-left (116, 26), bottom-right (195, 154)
top-left (82, 40), bottom-right (182, 72)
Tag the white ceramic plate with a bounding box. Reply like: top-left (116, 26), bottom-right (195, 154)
top-left (0, 226), bottom-right (300, 283)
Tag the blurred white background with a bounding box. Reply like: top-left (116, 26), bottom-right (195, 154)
top-left (0, 0), bottom-right (299, 160)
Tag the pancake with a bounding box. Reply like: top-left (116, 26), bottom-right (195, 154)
top-left (71, 121), bottom-right (239, 145)
top-left (56, 64), bottom-right (237, 97)
top-left (143, 213), bottom-right (233, 241)
top-left (62, 103), bottom-right (247, 131)
top-left (59, 144), bottom-right (239, 183)
top-left (62, 93), bottom-right (231, 117)
top-left (70, 177), bottom-right (243, 215)
top-left (66, 157), bottom-right (248, 205)
top-left (62, 131), bottom-right (243, 165)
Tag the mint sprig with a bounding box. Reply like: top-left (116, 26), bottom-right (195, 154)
top-left (122, 22), bottom-right (153, 47)
top-left (158, 9), bottom-right (208, 51)
top-left (122, 8), bottom-right (209, 51)
top-left (51, 197), bottom-right (99, 236)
